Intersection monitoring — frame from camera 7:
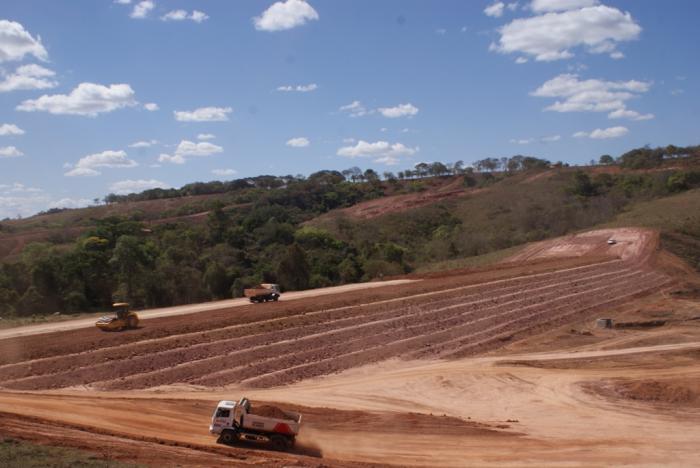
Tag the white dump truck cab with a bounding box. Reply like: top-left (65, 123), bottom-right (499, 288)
top-left (210, 398), bottom-right (301, 451)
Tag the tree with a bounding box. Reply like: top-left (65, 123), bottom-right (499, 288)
top-left (276, 244), bottom-right (310, 291)
top-left (109, 235), bottom-right (151, 302)
top-left (204, 262), bottom-right (230, 299)
top-left (599, 154), bottom-right (614, 165)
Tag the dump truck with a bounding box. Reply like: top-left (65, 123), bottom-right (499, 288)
top-left (244, 283), bottom-right (281, 303)
top-left (95, 303), bottom-right (139, 331)
top-left (210, 397), bottom-right (301, 451)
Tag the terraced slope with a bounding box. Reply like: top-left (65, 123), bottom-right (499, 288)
top-left (0, 229), bottom-right (669, 391)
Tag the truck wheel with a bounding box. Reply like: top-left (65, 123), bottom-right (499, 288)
top-left (273, 296), bottom-right (279, 302)
top-left (219, 430), bottom-right (236, 445)
top-left (270, 435), bottom-right (289, 451)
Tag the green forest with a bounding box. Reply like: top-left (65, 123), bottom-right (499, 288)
top-left (1, 144), bottom-right (699, 318)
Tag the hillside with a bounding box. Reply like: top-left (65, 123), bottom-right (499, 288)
top-left (1, 146), bottom-right (699, 318)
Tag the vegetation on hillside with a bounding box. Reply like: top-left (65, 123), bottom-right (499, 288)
top-left (0, 437), bottom-right (137, 468)
top-left (0, 145), bottom-right (698, 318)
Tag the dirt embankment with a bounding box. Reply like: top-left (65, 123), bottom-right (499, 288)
top-left (584, 378), bottom-right (700, 408)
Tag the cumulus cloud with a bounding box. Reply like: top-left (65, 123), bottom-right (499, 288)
top-left (276, 83), bottom-right (318, 92)
top-left (0, 146), bottom-right (23, 158)
top-left (531, 73), bottom-right (652, 119)
top-left (573, 126), bottom-right (628, 139)
top-left (129, 139), bottom-right (157, 148)
top-left (491, 5), bottom-right (641, 61)
top-left (143, 102), bottom-right (159, 111)
top-left (286, 137), bottom-right (310, 147)
top-left (254, 0), bottom-right (319, 31)
top-left (607, 108), bottom-right (654, 121)
top-left (47, 198), bottom-right (92, 210)
top-left (197, 133), bottom-right (215, 140)
top-left (173, 140), bottom-right (223, 157)
top-left (174, 106), bottom-right (232, 122)
top-left (337, 140), bottom-right (418, 165)
top-left (212, 168), bottom-right (237, 176)
top-left (0, 124), bottom-right (24, 136)
top-left (17, 83), bottom-right (137, 117)
top-left (540, 134), bottom-right (561, 142)
top-left (110, 179), bottom-right (169, 195)
top-left (0, 20), bottom-right (48, 63)
top-left (161, 10), bottom-right (209, 23)
top-left (484, 2), bottom-right (505, 17)
top-left (158, 154), bottom-right (185, 164)
top-left (131, 1), bottom-right (155, 19)
top-left (530, 0), bottom-right (599, 12)
top-left (158, 140), bottom-right (223, 164)
top-left (377, 103), bottom-right (419, 118)
top-left (0, 194), bottom-right (50, 219)
top-left (65, 150), bottom-right (138, 176)
top-left (0, 64), bottom-right (58, 92)
top-left (339, 101), bottom-right (370, 117)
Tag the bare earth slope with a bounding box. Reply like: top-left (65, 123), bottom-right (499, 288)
top-left (1, 227), bottom-right (698, 466)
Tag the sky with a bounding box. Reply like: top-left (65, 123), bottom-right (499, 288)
top-left (0, 0), bottom-right (698, 218)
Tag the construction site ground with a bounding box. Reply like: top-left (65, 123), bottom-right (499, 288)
top-left (1, 228), bottom-right (699, 466)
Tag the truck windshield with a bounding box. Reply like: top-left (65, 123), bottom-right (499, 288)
top-left (215, 408), bottom-right (230, 418)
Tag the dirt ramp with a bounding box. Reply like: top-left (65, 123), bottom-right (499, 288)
top-left (506, 228), bottom-right (658, 264)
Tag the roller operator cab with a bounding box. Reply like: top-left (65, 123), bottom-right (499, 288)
top-left (95, 302), bottom-right (139, 331)
top-left (210, 398), bottom-right (301, 451)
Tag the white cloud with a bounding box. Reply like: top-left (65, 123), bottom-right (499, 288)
top-left (0, 194), bottom-right (50, 219)
top-left (607, 108), bottom-right (653, 121)
top-left (670, 89), bottom-right (684, 96)
top-left (511, 135), bottom-right (561, 144)
top-left (541, 134), bottom-right (561, 142)
top-left (190, 11), bottom-right (209, 23)
top-left (573, 126), bottom-right (628, 139)
top-left (491, 5), bottom-right (641, 61)
top-left (286, 137), bottom-right (310, 147)
top-left (377, 103), bottom-right (419, 118)
top-left (158, 153), bottom-right (185, 164)
top-left (17, 83), bottom-right (137, 117)
top-left (0, 20), bottom-right (48, 63)
top-left (0, 146), bottom-right (23, 158)
top-left (336, 140), bottom-right (419, 163)
top-left (508, 2), bottom-right (520, 10)
top-left (159, 140), bottom-right (223, 164)
top-left (530, 0), bottom-right (598, 12)
top-left (47, 198), bottom-right (92, 210)
top-left (254, 0), bottom-right (319, 32)
top-left (484, 2), bottom-right (505, 17)
top-left (129, 139), bottom-right (158, 148)
top-left (161, 9), bottom-right (187, 21)
top-left (174, 140), bottom-right (223, 157)
top-left (131, 1), bottom-right (154, 19)
top-left (161, 10), bottom-right (209, 23)
top-left (65, 150), bottom-right (138, 176)
top-left (435, 28), bottom-right (447, 35)
top-left (197, 133), bottom-right (215, 140)
top-left (110, 179), bottom-right (169, 195)
top-left (144, 102), bottom-right (159, 111)
top-left (212, 168), bottom-right (237, 176)
top-left (339, 100), bottom-right (370, 117)
top-left (531, 74), bottom-right (651, 118)
top-left (0, 124), bottom-right (24, 136)
top-left (115, 0), bottom-right (132, 4)
top-left (1, 183), bottom-right (41, 194)
top-left (0, 64), bottom-right (57, 92)
top-left (276, 83), bottom-right (318, 92)
top-left (64, 167), bottom-right (100, 177)
top-left (174, 106), bottom-right (232, 122)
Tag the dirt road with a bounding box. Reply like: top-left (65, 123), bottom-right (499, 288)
top-left (0, 279), bottom-right (417, 340)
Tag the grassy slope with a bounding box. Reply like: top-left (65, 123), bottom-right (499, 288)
top-left (0, 438), bottom-right (138, 468)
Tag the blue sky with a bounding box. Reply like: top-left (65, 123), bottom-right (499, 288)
top-left (0, 0), bottom-right (698, 218)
